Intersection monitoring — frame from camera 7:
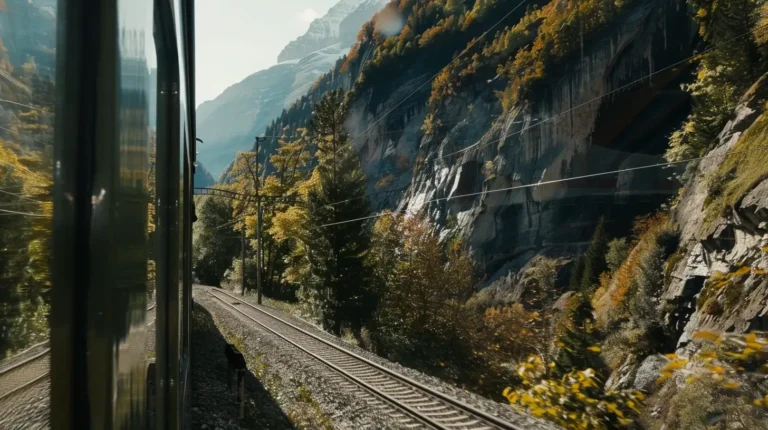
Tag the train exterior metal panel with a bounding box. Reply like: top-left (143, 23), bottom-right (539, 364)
top-left (51, 0), bottom-right (195, 428)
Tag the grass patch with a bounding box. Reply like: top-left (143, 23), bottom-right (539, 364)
top-left (704, 111), bottom-right (768, 227)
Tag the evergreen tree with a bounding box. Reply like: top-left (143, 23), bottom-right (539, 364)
top-left (553, 293), bottom-right (603, 376)
top-left (192, 196), bottom-right (240, 286)
top-left (579, 216), bottom-right (609, 292)
top-left (569, 256), bottom-right (584, 291)
top-left (302, 90), bottom-right (372, 334)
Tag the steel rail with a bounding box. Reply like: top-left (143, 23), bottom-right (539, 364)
top-left (208, 289), bottom-right (442, 429)
top-left (209, 288), bottom-right (541, 430)
top-left (0, 370), bottom-right (50, 402)
top-left (0, 347), bottom-right (50, 377)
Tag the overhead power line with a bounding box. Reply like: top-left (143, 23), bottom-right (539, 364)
top-left (311, 146), bottom-right (756, 229)
top-left (226, 10), bottom-right (768, 228)
top-left (0, 125), bottom-right (50, 146)
top-left (0, 207), bottom-right (49, 218)
top-left (440, 23), bottom-right (768, 159)
top-left (310, 21), bottom-right (768, 212)
top-left (0, 98), bottom-right (48, 113)
top-left (258, 116), bottom-right (502, 141)
top-left (348, 0), bottom-right (531, 144)
top-left (0, 188), bottom-right (43, 203)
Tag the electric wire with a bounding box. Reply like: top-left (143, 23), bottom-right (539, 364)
top-left (0, 207), bottom-right (49, 218)
top-left (0, 188), bottom-right (43, 203)
top-left (311, 145), bottom-right (753, 229)
top-left (306, 21), bottom-right (768, 212)
top-left (348, 0), bottom-right (532, 144)
top-left (440, 24), bottom-right (768, 159)
top-left (0, 97), bottom-right (48, 113)
top-left (218, 13), bottom-right (768, 228)
top-left (0, 125), bottom-right (50, 146)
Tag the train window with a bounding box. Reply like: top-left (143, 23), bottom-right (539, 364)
top-left (0, 0), bottom-right (57, 427)
top-left (146, 2), bottom-right (158, 381)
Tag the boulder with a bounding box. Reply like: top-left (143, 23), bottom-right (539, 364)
top-left (633, 355), bottom-right (668, 392)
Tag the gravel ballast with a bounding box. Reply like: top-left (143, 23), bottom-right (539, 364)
top-left (194, 285), bottom-right (557, 430)
top-left (193, 288), bottom-right (404, 429)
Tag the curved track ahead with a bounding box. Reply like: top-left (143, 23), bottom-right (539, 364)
top-left (208, 288), bottom-right (555, 430)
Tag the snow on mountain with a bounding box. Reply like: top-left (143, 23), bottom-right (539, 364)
top-left (196, 0), bottom-right (388, 179)
top-left (277, 0), bottom-right (389, 63)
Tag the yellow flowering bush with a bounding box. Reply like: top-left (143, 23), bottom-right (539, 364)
top-left (503, 355), bottom-right (644, 429)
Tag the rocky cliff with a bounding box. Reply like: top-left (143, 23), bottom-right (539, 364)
top-left (248, 1), bottom-right (699, 280)
top-left (343, 0), bottom-right (697, 284)
top-left (664, 75), bottom-right (768, 349)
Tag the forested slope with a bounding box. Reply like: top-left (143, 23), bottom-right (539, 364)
top-left (206, 1), bottom-right (768, 428)
top-left (0, 0), bottom-right (56, 358)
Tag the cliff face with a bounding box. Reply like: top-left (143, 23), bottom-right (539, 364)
top-left (663, 76), bottom-right (768, 349)
top-left (194, 162), bottom-right (216, 188)
top-left (343, 0), bottom-right (697, 284)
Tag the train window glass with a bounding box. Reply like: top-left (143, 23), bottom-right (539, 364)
top-left (0, 0), bottom-right (57, 426)
top-left (146, 0), bottom-right (159, 391)
top-left (112, 0), bottom-right (156, 426)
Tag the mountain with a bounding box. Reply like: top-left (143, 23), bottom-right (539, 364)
top-left (196, 61), bottom-right (298, 178)
top-left (195, 0), bottom-right (388, 179)
top-left (194, 162), bottom-right (215, 188)
top-left (277, 0), bottom-right (388, 63)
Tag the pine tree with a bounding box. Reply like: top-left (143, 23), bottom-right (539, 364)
top-left (579, 217), bottom-right (609, 292)
top-left (302, 90), bottom-right (372, 334)
top-left (569, 256), bottom-right (584, 291)
top-left (553, 293), bottom-right (603, 375)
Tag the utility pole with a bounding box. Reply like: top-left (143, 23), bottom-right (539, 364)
top-left (256, 198), bottom-right (263, 304)
top-left (240, 226), bottom-right (246, 296)
top-left (254, 136), bottom-right (267, 305)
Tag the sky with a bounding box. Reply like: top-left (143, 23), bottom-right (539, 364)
top-left (195, 0), bottom-right (340, 107)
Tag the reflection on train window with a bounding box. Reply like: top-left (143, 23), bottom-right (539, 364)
top-left (0, 0), bottom-right (56, 426)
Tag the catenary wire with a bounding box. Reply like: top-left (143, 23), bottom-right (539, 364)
top-left (0, 97), bottom-right (49, 113)
top-left (0, 125), bottom-right (50, 146)
top-left (440, 24), bottom-right (768, 159)
top-left (306, 21), bottom-right (768, 212)
top-left (348, 0), bottom-right (532, 144)
top-left (0, 207), bottom-right (49, 218)
top-left (223, 15), bottom-right (768, 225)
top-left (311, 145), bottom-right (753, 229)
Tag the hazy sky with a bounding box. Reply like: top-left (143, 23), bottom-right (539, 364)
top-left (195, 0), bottom-right (340, 106)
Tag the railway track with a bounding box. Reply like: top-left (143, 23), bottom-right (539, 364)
top-left (208, 288), bottom-right (553, 430)
top-left (0, 302), bottom-right (159, 403)
top-left (0, 341), bottom-right (50, 401)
